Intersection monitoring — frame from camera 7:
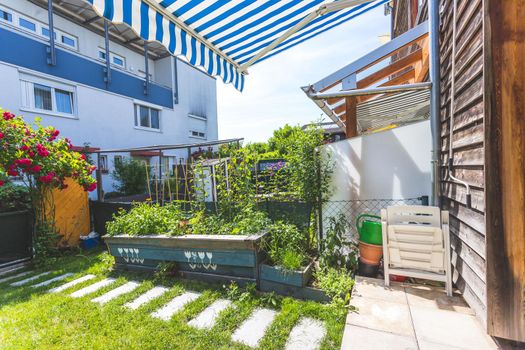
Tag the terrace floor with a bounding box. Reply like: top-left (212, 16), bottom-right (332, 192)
top-left (341, 276), bottom-right (498, 350)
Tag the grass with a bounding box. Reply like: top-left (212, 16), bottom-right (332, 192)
top-left (0, 249), bottom-right (347, 350)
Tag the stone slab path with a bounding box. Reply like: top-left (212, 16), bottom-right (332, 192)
top-left (70, 278), bottom-right (116, 298)
top-left (125, 286), bottom-right (169, 310)
top-left (341, 276), bottom-right (498, 350)
top-left (92, 281), bottom-right (140, 304)
top-left (285, 317), bottom-right (326, 350)
top-left (232, 308), bottom-right (277, 348)
top-left (10, 271), bottom-right (52, 287)
top-left (49, 274), bottom-right (96, 293)
top-left (188, 299), bottom-right (232, 330)
top-left (0, 271), bottom-right (32, 284)
top-left (32, 273), bottom-right (74, 288)
top-left (151, 291), bottom-right (201, 321)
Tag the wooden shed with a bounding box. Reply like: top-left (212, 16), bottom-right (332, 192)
top-left (392, 0), bottom-right (524, 343)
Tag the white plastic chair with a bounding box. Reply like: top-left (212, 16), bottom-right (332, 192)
top-left (381, 205), bottom-right (453, 296)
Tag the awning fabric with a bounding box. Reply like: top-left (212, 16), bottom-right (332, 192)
top-left (86, 0), bottom-right (387, 91)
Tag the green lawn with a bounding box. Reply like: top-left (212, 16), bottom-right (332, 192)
top-left (0, 250), bottom-right (347, 350)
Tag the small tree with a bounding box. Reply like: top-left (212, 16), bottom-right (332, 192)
top-left (112, 158), bottom-right (149, 196)
top-left (0, 109), bottom-right (97, 255)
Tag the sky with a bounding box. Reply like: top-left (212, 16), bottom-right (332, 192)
top-left (216, 5), bottom-right (391, 144)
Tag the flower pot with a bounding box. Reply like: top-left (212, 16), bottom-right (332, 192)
top-left (390, 274), bottom-right (407, 282)
top-left (358, 241), bottom-right (383, 265)
top-left (358, 258), bottom-right (379, 277)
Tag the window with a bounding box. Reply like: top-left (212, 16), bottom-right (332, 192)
top-left (0, 9), bottom-right (12, 22)
top-left (20, 76), bottom-right (76, 117)
top-left (134, 105), bottom-right (160, 130)
top-left (41, 27), bottom-right (56, 39)
top-left (114, 155), bottom-right (122, 166)
top-left (190, 130), bottom-right (206, 139)
top-left (99, 155), bottom-right (108, 173)
top-left (61, 34), bottom-right (76, 48)
top-left (98, 49), bottom-right (126, 68)
top-left (19, 17), bottom-right (36, 32)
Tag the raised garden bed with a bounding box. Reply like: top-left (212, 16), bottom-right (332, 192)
top-left (104, 232), bottom-right (267, 285)
top-left (260, 260), bottom-right (314, 287)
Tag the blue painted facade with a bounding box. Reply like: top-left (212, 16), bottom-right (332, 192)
top-left (0, 27), bottom-right (173, 108)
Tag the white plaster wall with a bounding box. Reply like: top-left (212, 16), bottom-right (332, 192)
top-left (322, 120), bottom-right (432, 201)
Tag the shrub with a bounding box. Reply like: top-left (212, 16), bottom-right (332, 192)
top-left (314, 267), bottom-right (355, 307)
top-left (106, 202), bottom-right (187, 236)
top-left (112, 158), bottom-right (149, 196)
top-left (320, 214), bottom-right (358, 272)
top-left (264, 221), bottom-right (309, 270)
top-left (190, 206), bottom-right (271, 235)
top-left (0, 183), bottom-right (30, 213)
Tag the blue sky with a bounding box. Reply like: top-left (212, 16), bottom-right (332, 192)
top-left (216, 5), bottom-right (390, 143)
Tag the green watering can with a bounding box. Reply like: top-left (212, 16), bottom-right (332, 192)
top-left (356, 214), bottom-right (382, 245)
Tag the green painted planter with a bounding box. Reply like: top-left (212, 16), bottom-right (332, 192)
top-left (259, 279), bottom-right (331, 303)
top-left (356, 214), bottom-right (382, 245)
top-left (104, 232), bottom-right (267, 285)
top-left (260, 261), bottom-right (314, 287)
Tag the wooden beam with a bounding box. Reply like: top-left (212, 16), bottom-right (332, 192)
top-left (356, 49), bottom-right (423, 89)
top-left (345, 97), bottom-right (357, 138)
top-left (485, 0), bottom-right (525, 342)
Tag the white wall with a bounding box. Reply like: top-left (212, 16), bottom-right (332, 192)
top-left (323, 120), bottom-right (432, 201)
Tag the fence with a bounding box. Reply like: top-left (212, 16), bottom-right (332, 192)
top-left (320, 197), bottom-right (427, 241)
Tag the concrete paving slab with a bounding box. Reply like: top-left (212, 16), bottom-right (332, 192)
top-left (125, 286), bottom-right (169, 310)
top-left (410, 306), bottom-right (497, 350)
top-left (417, 340), bottom-right (465, 350)
top-left (0, 266), bottom-right (24, 277)
top-left (0, 271), bottom-right (32, 284)
top-left (10, 271), bottom-right (52, 287)
top-left (232, 308), bottom-right (277, 348)
top-left (151, 291), bottom-right (201, 321)
top-left (347, 296), bottom-right (414, 337)
top-left (31, 273), bottom-right (74, 288)
top-left (70, 278), bottom-right (116, 298)
top-left (341, 324), bottom-right (418, 350)
top-left (353, 276), bottom-right (407, 304)
top-left (91, 281), bottom-right (140, 304)
top-left (404, 284), bottom-right (472, 315)
top-left (188, 299), bottom-right (232, 330)
top-left (285, 317), bottom-right (326, 350)
top-left (49, 274), bottom-right (96, 293)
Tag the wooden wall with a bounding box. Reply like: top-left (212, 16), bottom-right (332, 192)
top-left (484, 0), bottom-right (525, 342)
top-left (439, 0), bottom-right (487, 326)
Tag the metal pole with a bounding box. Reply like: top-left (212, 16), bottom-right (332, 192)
top-left (429, 0), bottom-right (441, 207)
top-left (104, 20), bottom-right (111, 85)
top-left (96, 153), bottom-right (103, 202)
top-left (46, 0), bottom-right (56, 66)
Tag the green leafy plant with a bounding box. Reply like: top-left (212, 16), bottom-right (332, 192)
top-left (190, 206), bottom-right (270, 235)
top-left (112, 158), bottom-right (150, 196)
top-left (320, 214), bottom-right (358, 272)
top-left (264, 221), bottom-right (309, 271)
top-left (106, 202), bottom-right (188, 236)
top-left (154, 261), bottom-right (177, 281)
top-left (314, 267), bottom-right (355, 307)
top-left (223, 281), bottom-right (255, 303)
top-left (0, 182), bottom-right (31, 213)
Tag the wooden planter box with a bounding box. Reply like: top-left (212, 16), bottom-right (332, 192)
top-left (104, 232), bottom-right (267, 286)
top-left (260, 261), bottom-right (314, 287)
top-left (0, 211), bottom-right (32, 265)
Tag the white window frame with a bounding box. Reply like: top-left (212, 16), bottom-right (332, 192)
top-left (188, 113), bottom-right (207, 121)
top-left (98, 48), bottom-right (126, 69)
top-left (19, 74), bottom-right (77, 118)
top-left (0, 5), bottom-right (78, 51)
top-left (134, 104), bottom-right (161, 132)
top-left (99, 155), bottom-right (109, 173)
top-left (189, 130), bottom-right (206, 139)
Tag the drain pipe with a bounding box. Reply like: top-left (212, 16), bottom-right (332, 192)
top-left (429, 0), bottom-right (441, 207)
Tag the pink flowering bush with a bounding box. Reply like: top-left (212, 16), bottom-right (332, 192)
top-left (0, 109), bottom-right (97, 191)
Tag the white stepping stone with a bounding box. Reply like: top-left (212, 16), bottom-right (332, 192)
top-left (32, 273), bottom-right (74, 288)
top-left (285, 318), bottom-right (326, 350)
top-left (188, 299), bottom-right (232, 329)
top-left (232, 308), bottom-right (278, 348)
top-left (91, 281), bottom-right (140, 304)
top-left (151, 291), bottom-right (201, 321)
top-left (0, 266), bottom-right (24, 277)
top-left (49, 274), bottom-right (96, 293)
top-left (70, 278), bottom-right (116, 298)
top-left (125, 286), bottom-right (169, 310)
top-left (10, 271), bottom-right (52, 287)
top-left (0, 271), bottom-right (32, 284)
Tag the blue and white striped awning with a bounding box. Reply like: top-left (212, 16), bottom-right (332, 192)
top-left (87, 0), bottom-right (387, 91)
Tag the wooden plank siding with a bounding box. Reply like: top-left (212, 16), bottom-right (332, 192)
top-left (439, 0), bottom-right (488, 328)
